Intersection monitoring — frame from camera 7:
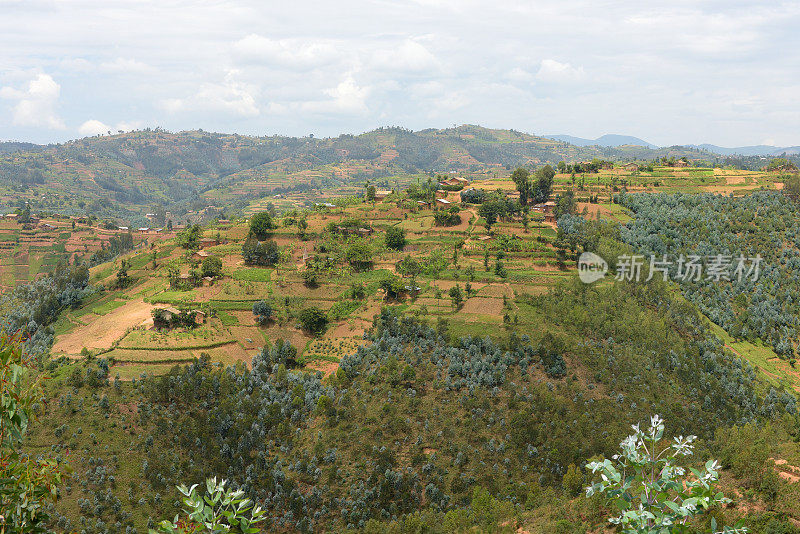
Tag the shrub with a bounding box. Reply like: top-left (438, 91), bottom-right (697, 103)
top-left (586, 415), bottom-right (747, 534)
top-left (298, 307), bottom-right (328, 335)
top-left (252, 300), bottom-right (273, 325)
top-left (385, 226), bottom-right (406, 251)
top-left (201, 256), bottom-right (223, 278)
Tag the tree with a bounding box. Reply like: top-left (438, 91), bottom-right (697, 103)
top-left (557, 161), bottom-right (567, 173)
top-left (510, 167), bottom-right (531, 205)
top-left (252, 300), bottom-right (272, 325)
top-left (298, 307), bottom-right (328, 335)
top-left (366, 184), bottom-right (377, 203)
top-left (177, 224), bottom-right (202, 249)
top-left (151, 477), bottom-right (266, 534)
top-left (449, 284), bottom-right (463, 309)
top-left (249, 211), bottom-right (276, 240)
top-left (532, 165), bottom-right (555, 203)
top-left (1, 333), bottom-right (68, 532)
top-left (201, 255), bottom-right (223, 278)
top-left (586, 415), bottom-right (748, 534)
top-left (553, 189), bottom-right (577, 220)
top-left (345, 240), bottom-right (373, 271)
top-left (242, 235), bottom-right (280, 266)
top-left (385, 226), bottom-right (406, 251)
top-left (116, 259), bottom-right (131, 288)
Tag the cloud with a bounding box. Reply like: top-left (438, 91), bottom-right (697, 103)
top-left (78, 119), bottom-right (111, 136)
top-left (371, 39), bottom-right (438, 73)
top-left (100, 57), bottom-right (152, 74)
top-left (536, 59), bottom-right (585, 83)
top-left (233, 34), bottom-right (340, 69)
top-left (162, 70), bottom-right (260, 117)
top-left (300, 76), bottom-right (370, 115)
top-left (0, 73), bottom-right (65, 129)
top-left (78, 119), bottom-right (141, 137)
top-left (505, 67), bottom-right (535, 83)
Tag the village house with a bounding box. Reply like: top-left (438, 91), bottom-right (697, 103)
top-left (675, 159), bottom-right (690, 168)
top-left (436, 198), bottom-right (451, 205)
top-left (623, 163), bottom-right (639, 172)
top-left (192, 249), bottom-right (211, 261)
top-left (373, 190), bottom-right (392, 201)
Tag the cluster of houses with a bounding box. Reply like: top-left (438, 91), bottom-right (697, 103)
top-left (533, 201), bottom-right (557, 223)
top-left (438, 176), bottom-right (470, 188)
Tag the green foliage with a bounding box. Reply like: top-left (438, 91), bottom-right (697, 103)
top-left (241, 235), bottom-right (279, 266)
top-left (385, 226), bottom-right (406, 251)
top-left (345, 239), bottom-right (373, 271)
top-left (249, 211), bottom-right (276, 240)
top-left (177, 224), bottom-right (203, 250)
top-left (0, 333), bottom-right (67, 533)
top-left (201, 255), bottom-right (223, 278)
top-left (252, 300), bottom-right (272, 325)
top-left (150, 477), bottom-right (266, 534)
top-left (587, 415), bottom-right (748, 534)
top-left (298, 306), bottom-right (329, 335)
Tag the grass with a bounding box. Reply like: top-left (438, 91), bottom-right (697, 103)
top-left (91, 299), bottom-right (127, 315)
top-left (230, 267), bottom-right (273, 282)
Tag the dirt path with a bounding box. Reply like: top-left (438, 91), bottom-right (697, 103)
top-left (51, 299), bottom-right (156, 357)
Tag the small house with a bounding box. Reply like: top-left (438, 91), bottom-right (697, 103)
top-left (198, 237), bottom-right (218, 249)
top-left (436, 198), bottom-right (451, 205)
top-left (623, 163), bottom-right (639, 172)
top-left (675, 159), bottom-right (689, 168)
top-left (192, 249), bottom-right (211, 261)
top-left (373, 190), bottom-right (392, 201)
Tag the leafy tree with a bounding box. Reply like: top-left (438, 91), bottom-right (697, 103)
top-left (553, 189), bottom-right (577, 220)
top-left (366, 184), bottom-right (377, 203)
top-left (587, 415), bottom-right (748, 534)
top-left (510, 167), bottom-right (531, 205)
top-left (345, 240), bottom-right (373, 271)
top-left (150, 477), bottom-right (265, 534)
top-left (252, 300), bottom-right (273, 325)
top-left (249, 211), bottom-right (276, 240)
top-left (177, 224), bottom-right (202, 250)
top-left (201, 255), bottom-right (223, 278)
top-left (242, 235), bottom-right (280, 266)
top-left (298, 307), bottom-right (328, 335)
top-left (116, 259), bottom-right (131, 288)
top-left (449, 284), bottom-right (464, 309)
top-left (532, 165), bottom-right (555, 203)
top-left (1, 333), bottom-right (68, 533)
top-left (385, 226), bottom-right (406, 250)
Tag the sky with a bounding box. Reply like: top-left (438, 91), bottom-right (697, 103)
top-left (1, 0), bottom-right (799, 147)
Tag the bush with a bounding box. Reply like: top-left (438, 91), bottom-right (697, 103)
top-left (201, 256), bottom-right (223, 278)
top-left (298, 307), bottom-right (328, 335)
top-left (252, 300), bottom-right (273, 325)
top-left (385, 226), bottom-right (406, 251)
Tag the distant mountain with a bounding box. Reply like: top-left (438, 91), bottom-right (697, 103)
top-left (690, 144), bottom-right (800, 157)
top-left (546, 134), bottom-right (658, 149)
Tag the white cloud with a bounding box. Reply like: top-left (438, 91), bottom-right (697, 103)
top-left (371, 39), bottom-right (438, 73)
top-left (536, 59), bottom-right (585, 83)
top-left (78, 119), bottom-right (140, 137)
top-left (78, 119), bottom-right (111, 136)
top-left (301, 76), bottom-right (370, 115)
top-left (0, 73), bottom-right (64, 129)
top-left (100, 57), bottom-right (152, 74)
top-left (233, 34), bottom-right (340, 69)
top-left (162, 70), bottom-right (260, 117)
top-left (505, 67), bottom-right (535, 83)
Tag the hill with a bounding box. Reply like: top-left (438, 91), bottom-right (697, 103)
top-left (0, 125), bottom-right (714, 227)
top-left (4, 163), bottom-right (800, 533)
top-left (545, 133), bottom-right (658, 148)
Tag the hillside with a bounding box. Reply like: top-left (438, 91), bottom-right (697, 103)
top-left (3, 163), bottom-right (799, 533)
top-left (0, 125), bottom-right (716, 227)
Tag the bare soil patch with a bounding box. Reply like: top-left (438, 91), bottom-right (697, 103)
top-left (51, 299), bottom-right (156, 357)
top-left (461, 296), bottom-right (503, 315)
